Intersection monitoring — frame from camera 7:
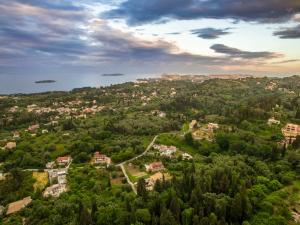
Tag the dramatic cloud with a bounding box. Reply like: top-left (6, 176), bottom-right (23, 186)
top-left (0, 1), bottom-right (88, 61)
top-left (191, 28), bottom-right (231, 39)
top-left (79, 19), bottom-right (230, 66)
top-left (273, 25), bottom-right (300, 39)
top-left (0, 1), bottom-right (228, 72)
top-left (104, 0), bottom-right (300, 25)
top-left (11, 0), bottom-right (83, 11)
top-left (210, 44), bottom-right (282, 59)
top-left (0, 0), bottom-right (296, 76)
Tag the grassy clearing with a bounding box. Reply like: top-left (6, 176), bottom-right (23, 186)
top-left (32, 172), bottom-right (48, 191)
top-left (125, 163), bottom-right (148, 183)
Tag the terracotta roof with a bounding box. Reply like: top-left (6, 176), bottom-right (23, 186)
top-left (57, 156), bottom-right (71, 162)
top-left (150, 162), bottom-right (164, 169)
top-left (6, 197), bottom-right (32, 215)
top-left (149, 172), bottom-right (164, 181)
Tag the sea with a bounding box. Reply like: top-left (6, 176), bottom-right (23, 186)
top-left (0, 73), bottom-right (160, 95)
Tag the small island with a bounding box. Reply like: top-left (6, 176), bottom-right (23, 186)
top-left (35, 80), bottom-right (56, 84)
top-left (102, 73), bottom-right (124, 77)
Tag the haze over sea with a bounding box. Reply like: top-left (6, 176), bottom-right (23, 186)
top-left (0, 74), bottom-right (159, 95)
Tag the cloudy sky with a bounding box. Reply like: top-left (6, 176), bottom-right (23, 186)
top-left (1, 0), bottom-right (300, 77)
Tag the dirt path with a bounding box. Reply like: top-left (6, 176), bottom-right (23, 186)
top-left (120, 164), bottom-right (137, 194)
top-left (116, 135), bottom-right (159, 194)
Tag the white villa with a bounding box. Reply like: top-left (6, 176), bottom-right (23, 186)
top-left (207, 123), bottom-right (219, 131)
top-left (153, 144), bottom-right (177, 157)
top-left (182, 153), bottom-right (193, 160)
top-left (268, 117), bottom-right (281, 126)
top-left (43, 184), bottom-right (67, 198)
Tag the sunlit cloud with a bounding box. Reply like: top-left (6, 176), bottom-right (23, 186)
top-left (0, 0), bottom-right (299, 76)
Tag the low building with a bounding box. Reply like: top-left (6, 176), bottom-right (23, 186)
top-left (56, 156), bottom-right (72, 166)
top-left (48, 168), bottom-right (67, 183)
top-left (282, 123), bottom-right (300, 144)
top-left (8, 106), bottom-right (19, 113)
top-left (208, 123), bottom-right (219, 131)
top-left (268, 117), bottom-right (281, 126)
top-left (145, 162), bottom-right (165, 173)
top-left (28, 124), bottom-right (40, 132)
top-left (92, 152), bottom-right (111, 165)
top-left (189, 120), bottom-right (198, 130)
top-left (6, 197), bottom-right (32, 215)
top-left (265, 82), bottom-right (277, 91)
top-left (13, 131), bottom-right (20, 139)
top-left (83, 108), bottom-right (94, 114)
top-left (46, 161), bottom-right (55, 169)
top-left (153, 144), bottom-right (177, 157)
top-left (158, 112), bottom-right (166, 118)
top-left (43, 184), bottom-right (67, 198)
top-left (182, 153), bottom-right (193, 160)
top-left (5, 142), bottom-right (16, 150)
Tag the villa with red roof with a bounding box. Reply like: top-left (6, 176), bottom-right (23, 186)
top-left (92, 152), bottom-right (111, 165)
top-left (145, 162), bottom-right (165, 173)
top-left (56, 156), bottom-right (72, 166)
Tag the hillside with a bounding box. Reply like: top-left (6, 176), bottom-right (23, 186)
top-left (1, 76), bottom-right (300, 225)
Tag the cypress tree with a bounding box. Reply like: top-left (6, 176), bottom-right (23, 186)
top-left (91, 200), bottom-right (97, 224)
top-left (160, 208), bottom-right (177, 225)
top-left (78, 201), bottom-right (93, 225)
top-left (296, 108), bottom-right (300, 119)
top-left (137, 178), bottom-right (148, 200)
top-left (169, 196), bottom-right (181, 222)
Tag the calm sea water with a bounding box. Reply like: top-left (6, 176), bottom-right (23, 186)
top-left (0, 74), bottom-right (160, 95)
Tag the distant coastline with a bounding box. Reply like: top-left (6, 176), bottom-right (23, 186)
top-left (0, 73), bottom-right (297, 95)
top-left (35, 80), bottom-right (56, 84)
top-left (102, 73), bottom-right (124, 77)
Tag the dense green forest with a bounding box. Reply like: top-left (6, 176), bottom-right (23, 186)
top-left (1, 76), bottom-right (300, 225)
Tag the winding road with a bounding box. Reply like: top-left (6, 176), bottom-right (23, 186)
top-left (116, 135), bottom-right (158, 167)
top-left (116, 135), bottom-right (159, 194)
top-left (21, 135), bottom-right (160, 195)
top-left (120, 164), bottom-right (137, 194)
